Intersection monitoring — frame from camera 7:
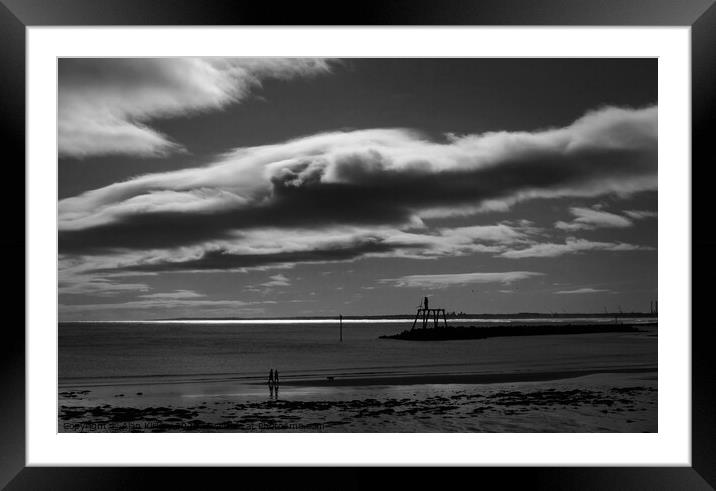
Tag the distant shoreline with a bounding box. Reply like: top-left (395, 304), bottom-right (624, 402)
top-left (60, 312), bottom-right (658, 324)
top-left (162, 312), bottom-right (657, 321)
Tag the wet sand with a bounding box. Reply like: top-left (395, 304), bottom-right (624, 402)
top-left (59, 370), bottom-right (657, 433)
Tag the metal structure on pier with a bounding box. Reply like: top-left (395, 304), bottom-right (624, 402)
top-left (411, 296), bottom-right (449, 330)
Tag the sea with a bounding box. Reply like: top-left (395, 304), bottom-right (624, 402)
top-left (59, 318), bottom-right (657, 389)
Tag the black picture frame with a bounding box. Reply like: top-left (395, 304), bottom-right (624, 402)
top-left (4, 0), bottom-right (714, 489)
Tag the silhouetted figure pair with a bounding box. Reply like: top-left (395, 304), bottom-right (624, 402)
top-left (268, 369), bottom-right (280, 386)
top-left (268, 368), bottom-right (280, 399)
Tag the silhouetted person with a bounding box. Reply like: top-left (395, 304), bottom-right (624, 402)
top-left (268, 368), bottom-right (274, 387)
top-left (274, 369), bottom-right (280, 386)
top-left (424, 296), bottom-right (429, 310)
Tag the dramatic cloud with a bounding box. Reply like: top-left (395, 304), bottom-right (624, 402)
top-left (554, 287), bottom-right (612, 294)
top-left (379, 271), bottom-right (543, 289)
top-left (59, 105), bottom-right (657, 256)
top-left (59, 58), bottom-right (334, 158)
top-left (555, 206), bottom-right (633, 231)
top-left (500, 238), bottom-right (653, 259)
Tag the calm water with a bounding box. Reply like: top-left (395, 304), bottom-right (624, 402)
top-left (59, 318), bottom-right (657, 388)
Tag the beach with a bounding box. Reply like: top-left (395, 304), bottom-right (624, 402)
top-left (59, 319), bottom-right (657, 432)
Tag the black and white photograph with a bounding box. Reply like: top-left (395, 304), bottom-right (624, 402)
top-left (58, 57), bottom-right (657, 433)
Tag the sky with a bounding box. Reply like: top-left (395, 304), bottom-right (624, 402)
top-left (58, 58), bottom-right (657, 321)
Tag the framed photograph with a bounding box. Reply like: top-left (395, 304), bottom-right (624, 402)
top-left (8, 0), bottom-right (715, 488)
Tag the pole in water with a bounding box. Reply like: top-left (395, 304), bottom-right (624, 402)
top-left (339, 314), bottom-right (343, 342)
